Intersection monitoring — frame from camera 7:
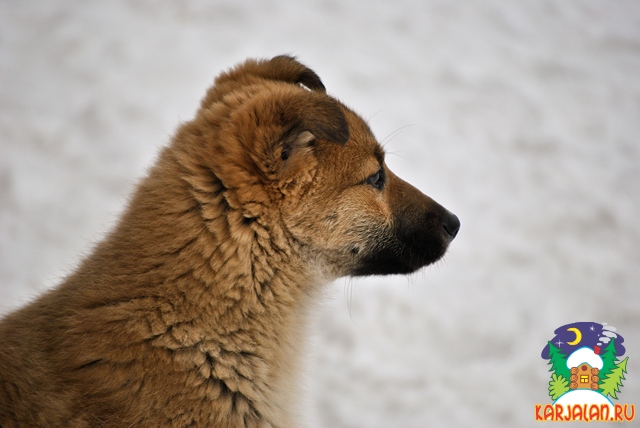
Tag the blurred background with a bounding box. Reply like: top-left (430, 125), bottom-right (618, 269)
top-left (1, 1), bottom-right (639, 426)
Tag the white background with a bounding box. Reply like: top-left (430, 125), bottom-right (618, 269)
top-left (1, 1), bottom-right (639, 426)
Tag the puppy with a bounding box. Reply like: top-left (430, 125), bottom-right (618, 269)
top-left (0, 56), bottom-right (459, 427)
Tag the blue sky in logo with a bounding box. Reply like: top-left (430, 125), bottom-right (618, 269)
top-left (541, 322), bottom-right (626, 359)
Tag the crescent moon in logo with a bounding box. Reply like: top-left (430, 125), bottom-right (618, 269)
top-left (567, 327), bottom-right (582, 345)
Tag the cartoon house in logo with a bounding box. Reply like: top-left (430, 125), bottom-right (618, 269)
top-left (541, 322), bottom-right (629, 404)
top-left (567, 347), bottom-right (601, 390)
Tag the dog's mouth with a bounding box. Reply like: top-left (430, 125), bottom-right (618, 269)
top-left (350, 210), bottom-right (460, 276)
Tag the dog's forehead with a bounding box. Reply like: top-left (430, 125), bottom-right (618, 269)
top-left (343, 109), bottom-right (383, 162)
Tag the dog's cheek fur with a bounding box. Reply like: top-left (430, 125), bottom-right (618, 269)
top-left (278, 185), bottom-right (390, 277)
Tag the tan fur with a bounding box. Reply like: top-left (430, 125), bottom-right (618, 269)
top-left (0, 56), bottom-right (459, 427)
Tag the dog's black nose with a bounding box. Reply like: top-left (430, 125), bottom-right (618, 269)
top-left (443, 212), bottom-right (460, 239)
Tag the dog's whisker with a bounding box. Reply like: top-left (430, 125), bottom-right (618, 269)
top-left (365, 108), bottom-right (389, 123)
top-left (345, 277), bottom-right (355, 321)
top-left (385, 149), bottom-right (408, 161)
top-left (379, 124), bottom-right (416, 148)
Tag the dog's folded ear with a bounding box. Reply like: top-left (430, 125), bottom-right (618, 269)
top-left (280, 93), bottom-right (350, 155)
top-left (201, 55), bottom-right (327, 109)
top-left (275, 93), bottom-right (350, 187)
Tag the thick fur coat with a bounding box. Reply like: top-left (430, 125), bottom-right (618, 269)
top-left (0, 56), bottom-right (459, 427)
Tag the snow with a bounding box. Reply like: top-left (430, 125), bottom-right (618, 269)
top-left (555, 389), bottom-right (613, 409)
top-left (1, 1), bottom-right (640, 427)
top-left (566, 347), bottom-right (603, 370)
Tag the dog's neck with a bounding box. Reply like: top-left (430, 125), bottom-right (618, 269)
top-left (65, 146), bottom-right (317, 423)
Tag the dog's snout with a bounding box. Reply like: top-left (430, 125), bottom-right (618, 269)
top-left (443, 212), bottom-right (460, 239)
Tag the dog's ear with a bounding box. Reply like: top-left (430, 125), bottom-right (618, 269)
top-left (281, 92), bottom-right (350, 151)
top-left (201, 56), bottom-right (326, 109)
top-left (278, 92), bottom-right (350, 165)
top-left (275, 93), bottom-right (349, 186)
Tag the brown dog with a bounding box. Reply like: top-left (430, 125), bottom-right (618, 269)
top-left (0, 56), bottom-right (459, 427)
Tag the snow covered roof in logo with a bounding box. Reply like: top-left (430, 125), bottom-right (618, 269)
top-left (566, 347), bottom-right (603, 369)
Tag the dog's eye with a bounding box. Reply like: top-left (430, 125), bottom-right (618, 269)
top-left (366, 169), bottom-right (385, 190)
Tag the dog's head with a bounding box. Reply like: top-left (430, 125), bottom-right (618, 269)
top-left (181, 55), bottom-right (459, 279)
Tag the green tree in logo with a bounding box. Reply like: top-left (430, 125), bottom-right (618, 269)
top-left (548, 373), bottom-right (570, 401)
top-left (598, 338), bottom-right (618, 384)
top-left (546, 341), bottom-right (571, 385)
top-left (600, 356), bottom-right (629, 400)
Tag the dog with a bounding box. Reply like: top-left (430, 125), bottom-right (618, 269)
top-left (0, 56), bottom-right (459, 427)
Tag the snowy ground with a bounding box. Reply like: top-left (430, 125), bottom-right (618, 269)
top-left (2, 1), bottom-right (639, 427)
